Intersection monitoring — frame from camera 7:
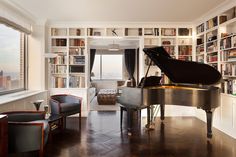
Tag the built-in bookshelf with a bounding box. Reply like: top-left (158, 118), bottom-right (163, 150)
top-left (160, 28), bottom-right (177, 58)
top-left (177, 28), bottom-right (192, 61)
top-left (195, 5), bottom-right (236, 96)
top-left (220, 20), bottom-right (236, 95)
top-left (49, 28), bottom-right (87, 88)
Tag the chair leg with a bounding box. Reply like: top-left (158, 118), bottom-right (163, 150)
top-left (79, 112), bottom-right (82, 129)
top-left (39, 148), bottom-right (44, 157)
top-left (120, 107), bottom-right (123, 128)
top-left (62, 116), bottom-right (66, 129)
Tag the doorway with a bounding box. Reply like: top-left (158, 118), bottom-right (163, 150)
top-left (88, 38), bottom-right (140, 111)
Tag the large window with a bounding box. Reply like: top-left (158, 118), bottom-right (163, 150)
top-left (0, 24), bottom-right (26, 95)
top-left (92, 54), bottom-right (123, 80)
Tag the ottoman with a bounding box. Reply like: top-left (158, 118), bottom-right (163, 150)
top-left (97, 89), bottom-right (117, 105)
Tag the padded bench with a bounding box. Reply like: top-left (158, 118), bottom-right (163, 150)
top-left (97, 89), bottom-right (117, 105)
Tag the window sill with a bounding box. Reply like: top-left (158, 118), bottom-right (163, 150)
top-left (0, 90), bottom-right (47, 105)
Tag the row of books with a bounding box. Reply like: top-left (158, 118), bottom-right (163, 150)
top-left (52, 56), bottom-right (67, 64)
top-left (206, 16), bottom-right (218, 30)
top-left (69, 39), bottom-right (85, 47)
top-left (220, 37), bottom-right (232, 49)
top-left (69, 56), bottom-right (85, 65)
top-left (163, 46), bottom-right (175, 55)
top-left (221, 49), bottom-right (236, 61)
top-left (221, 63), bottom-right (236, 76)
top-left (206, 43), bottom-right (218, 52)
top-left (221, 35), bottom-right (236, 49)
top-left (196, 45), bottom-right (204, 54)
top-left (207, 55), bottom-right (218, 62)
top-left (69, 47), bottom-right (85, 55)
top-left (52, 77), bottom-right (66, 88)
top-left (178, 56), bottom-right (192, 61)
top-left (178, 46), bottom-right (192, 55)
top-left (52, 39), bottom-right (67, 47)
top-left (196, 23), bottom-right (204, 34)
top-left (221, 79), bottom-right (236, 95)
top-left (51, 65), bottom-right (67, 74)
top-left (69, 76), bottom-right (85, 88)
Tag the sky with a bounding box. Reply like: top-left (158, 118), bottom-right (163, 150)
top-left (0, 24), bottom-right (21, 74)
top-left (92, 54), bottom-right (123, 79)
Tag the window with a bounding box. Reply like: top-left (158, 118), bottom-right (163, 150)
top-left (0, 24), bottom-right (26, 95)
top-left (92, 54), bottom-right (123, 80)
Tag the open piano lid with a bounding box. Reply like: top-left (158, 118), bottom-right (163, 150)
top-left (143, 46), bottom-right (222, 85)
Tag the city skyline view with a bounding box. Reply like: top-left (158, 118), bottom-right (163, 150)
top-left (0, 24), bottom-right (21, 74)
top-left (0, 24), bottom-right (24, 91)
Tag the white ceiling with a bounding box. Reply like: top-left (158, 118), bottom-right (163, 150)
top-left (10, 0), bottom-right (227, 23)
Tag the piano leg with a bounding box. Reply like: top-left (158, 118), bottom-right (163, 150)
top-left (160, 104), bottom-right (165, 120)
top-left (205, 110), bottom-right (214, 138)
top-left (127, 108), bottom-right (132, 133)
top-left (147, 106), bottom-right (151, 128)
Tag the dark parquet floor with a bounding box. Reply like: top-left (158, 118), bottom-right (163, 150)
top-left (10, 111), bottom-right (236, 157)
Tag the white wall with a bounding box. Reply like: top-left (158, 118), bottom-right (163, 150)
top-left (28, 24), bottom-right (46, 90)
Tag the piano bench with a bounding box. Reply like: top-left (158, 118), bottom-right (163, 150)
top-left (120, 105), bottom-right (148, 132)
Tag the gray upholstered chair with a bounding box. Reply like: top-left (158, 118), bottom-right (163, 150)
top-left (50, 94), bottom-right (82, 128)
top-left (5, 111), bottom-right (49, 157)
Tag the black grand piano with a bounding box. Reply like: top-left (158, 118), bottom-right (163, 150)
top-left (118, 46), bottom-right (222, 138)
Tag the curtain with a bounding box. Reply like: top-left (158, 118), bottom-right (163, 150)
top-left (124, 49), bottom-right (136, 86)
top-left (90, 49), bottom-right (96, 80)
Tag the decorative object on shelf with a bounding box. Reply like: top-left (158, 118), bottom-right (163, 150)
top-left (32, 100), bottom-right (44, 111)
top-left (111, 28), bottom-right (118, 36)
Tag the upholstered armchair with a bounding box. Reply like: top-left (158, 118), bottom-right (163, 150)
top-left (50, 94), bottom-right (82, 127)
top-left (5, 111), bottom-right (49, 157)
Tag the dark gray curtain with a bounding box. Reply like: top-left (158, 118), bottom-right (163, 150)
top-left (124, 49), bottom-right (136, 86)
top-left (90, 49), bottom-right (96, 80)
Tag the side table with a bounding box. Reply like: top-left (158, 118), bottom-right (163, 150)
top-left (0, 115), bottom-right (8, 157)
top-left (47, 114), bottom-right (63, 142)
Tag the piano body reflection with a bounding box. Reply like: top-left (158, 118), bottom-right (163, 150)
top-left (118, 46), bottom-right (222, 138)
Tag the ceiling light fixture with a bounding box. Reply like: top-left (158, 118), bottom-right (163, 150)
top-left (108, 40), bottom-right (120, 51)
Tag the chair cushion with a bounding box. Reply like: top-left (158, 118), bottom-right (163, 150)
top-left (60, 103), bottom-right (80, 113)
top-left (30, 120), bottom-right (50, 145)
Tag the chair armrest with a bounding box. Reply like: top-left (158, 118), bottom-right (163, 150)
top-left (5, 111), bottom-right (45, 122)
top-left (8, 122), bottom-right (46, 153)
top-left (65, 95), bottom-right (82, 104)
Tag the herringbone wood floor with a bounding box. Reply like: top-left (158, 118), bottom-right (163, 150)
top-left (10, 111), bottom-right (236, 157)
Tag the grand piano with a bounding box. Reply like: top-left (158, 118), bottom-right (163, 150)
top-left (118, 46), bottom-right (222, 138)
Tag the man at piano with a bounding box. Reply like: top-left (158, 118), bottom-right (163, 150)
top-left (118, 46), bottom-right (222, 138)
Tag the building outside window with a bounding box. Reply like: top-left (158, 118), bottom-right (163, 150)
top-left (92, 54), bottom-right (123, 80)
top-left (0, 24), bottom-right (26, 95)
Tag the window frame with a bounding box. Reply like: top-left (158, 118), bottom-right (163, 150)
top-left (92, 53), bottom-right (123, 81)
top-left (0, 24), bottom-right (28, 96)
